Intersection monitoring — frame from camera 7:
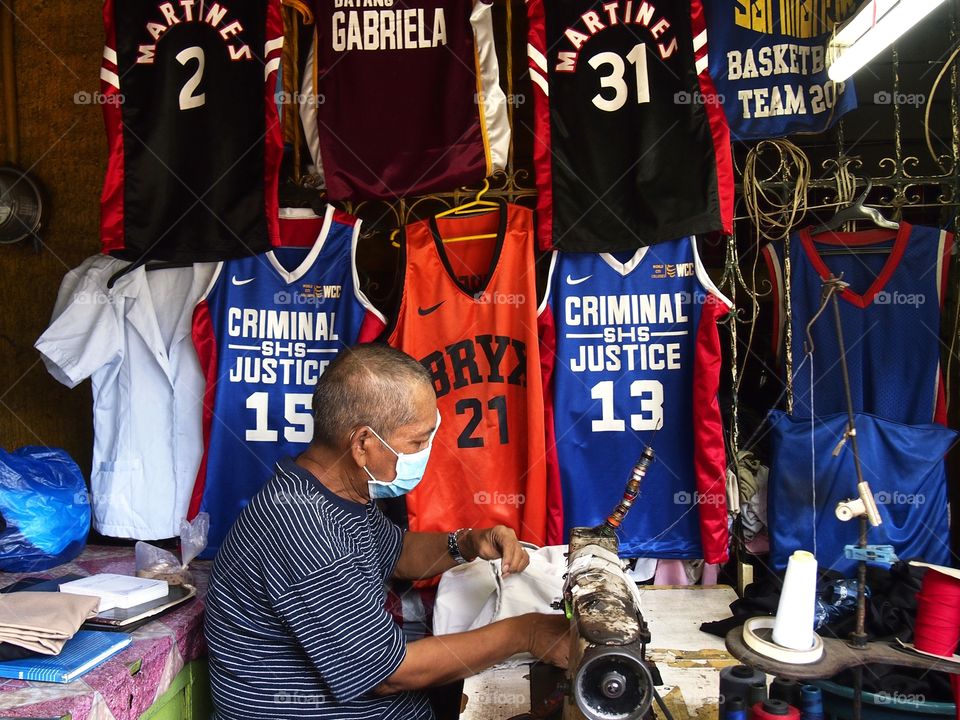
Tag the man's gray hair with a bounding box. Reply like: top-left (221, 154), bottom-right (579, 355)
top-left (312, 343), bottom-right (433, 447)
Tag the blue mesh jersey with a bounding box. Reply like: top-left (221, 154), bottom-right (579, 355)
top-left (703, 0), bottom-right (857, 140)
top-left (542, 238), bottom-right (731, 562)
top-left (190, 206), bottom-right (385, 556)
top-left (764, 223), bottom-right (954, 425)
top-left (767, 410), bottom-right (955, 576)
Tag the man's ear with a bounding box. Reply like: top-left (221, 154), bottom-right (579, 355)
top-left (349, 426), bottom-right (373, 466)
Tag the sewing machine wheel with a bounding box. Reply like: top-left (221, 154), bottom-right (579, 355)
top-left (574, 645), bottom-right (654, 720)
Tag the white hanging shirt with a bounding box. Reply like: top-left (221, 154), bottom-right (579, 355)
top-left (35, 256), bottom-right (215, 539)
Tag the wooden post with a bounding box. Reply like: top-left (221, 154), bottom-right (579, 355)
top-left (1, 0), bottom-right (19, 164)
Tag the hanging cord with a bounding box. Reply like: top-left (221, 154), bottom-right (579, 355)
top-left (782, 162), bottom-right (857, 410)
top-left (801, 277), bottom-right (846, 563)
top-left (721, 233), bottom-right (741, 461)
top-left (722, 225), bottom-right (765, 398)
top-left (832, 160), bottom-right (858, 211)
top-left (742, 139), bottom-right (812, 242)
top-left (719, 233), bottom-right (747, 559)
top-left (924, 42), bottom-right (960, 167)
top-left (741, 139), bottom-right (812, 411)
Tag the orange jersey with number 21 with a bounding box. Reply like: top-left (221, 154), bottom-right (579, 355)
top-left (387, 201), bottom-right (559, 546)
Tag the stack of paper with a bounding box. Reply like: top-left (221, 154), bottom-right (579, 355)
top-left (59, 574), bottom-right (168, 612)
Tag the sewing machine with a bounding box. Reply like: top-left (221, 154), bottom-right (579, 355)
top-left (552, 443), bottom-right (662, 720)
top-left (560, 526), bottom-right (657, 720)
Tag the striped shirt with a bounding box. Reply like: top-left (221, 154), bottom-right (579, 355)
top-left (204, 457), bottom-right (433, 719)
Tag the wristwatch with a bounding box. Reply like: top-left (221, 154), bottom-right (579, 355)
top-left (447, 527), bottom-right (472, 565)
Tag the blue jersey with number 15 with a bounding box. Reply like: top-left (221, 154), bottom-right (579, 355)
top-left (190, 206), bottom-right (384, 556)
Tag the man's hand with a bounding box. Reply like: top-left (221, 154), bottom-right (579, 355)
top-left (525, 613), bottom-right (571, 668)
top-left (376, 611), bottom-right (571, 695)
top-left (464, 526), bottom-right (530, 575)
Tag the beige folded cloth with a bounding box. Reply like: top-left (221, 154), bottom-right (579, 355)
top-left (0, 591), bottom-right (100, 655)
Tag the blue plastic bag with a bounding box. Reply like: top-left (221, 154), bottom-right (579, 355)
top-left (0, 446), bottom-right (90, 571)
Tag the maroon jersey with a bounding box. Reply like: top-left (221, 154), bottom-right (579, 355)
top-left (305, 0), bottom-right (509, 200)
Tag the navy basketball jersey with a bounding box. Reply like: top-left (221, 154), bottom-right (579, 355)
top-left (703, 0), bottom-right (857, 140)
top-left (190, 206), bottom-right (385, 555)
top-left (526, 0), bottom-right (734, 252)
top-left (100, 0), bottom-right (283, 262)
top-left (763, 224), bottom-right (953, 425)
top-left (543, 239), bottom-right (730, 561)
top-left (305, 0), bottom-right (509, 200)
top-left (767, 410), bottom-right (955, 575)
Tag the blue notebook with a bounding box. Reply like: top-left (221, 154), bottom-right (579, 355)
top-left (0, 630), bottom-right (131, 682)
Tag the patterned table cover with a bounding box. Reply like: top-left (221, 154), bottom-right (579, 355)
top-left (0, 545), bottom-right (210, 720)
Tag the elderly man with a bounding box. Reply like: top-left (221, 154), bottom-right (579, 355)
top-left (205, 343), bottom-right (569, 719)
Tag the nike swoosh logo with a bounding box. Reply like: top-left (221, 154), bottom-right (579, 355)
top-left (566, 274), bottom-right (592, 285)
top-left (418, 301), bottom-right (445, 316)
top-left (232, 276), bottom-right (255, 286)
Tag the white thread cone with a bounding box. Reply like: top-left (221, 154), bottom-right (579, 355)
top-left (772, 550), bottom-right (818, 650)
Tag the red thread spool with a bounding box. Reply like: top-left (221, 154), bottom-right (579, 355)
top-left (752, 699), bottom-right (800, 719)
top-left (914, 569), bottom-right (960, 658)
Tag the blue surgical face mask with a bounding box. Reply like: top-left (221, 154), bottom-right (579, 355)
top-left (364, 411), bottom-right (441, 499)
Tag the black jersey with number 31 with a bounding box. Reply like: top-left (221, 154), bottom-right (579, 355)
top-left (527, 0), bottom-right (733, 252)
top-left (100, 0), bottom-right (284, 262)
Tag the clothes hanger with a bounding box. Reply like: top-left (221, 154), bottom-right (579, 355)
top-left (106, 256), bottom-right (193, 288)
top-left (107, 255), bottom-right (147, 289)
top-left (145, 260), bottom-right (193, 271)
top-left (435, 178), bottom-right (499, 219)
top-left (433, 179), bottom-right (501, 244)
top-left (808, 178), bottom-right (900, 256)
top-left (388, 180), bottom-right (501, 248)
